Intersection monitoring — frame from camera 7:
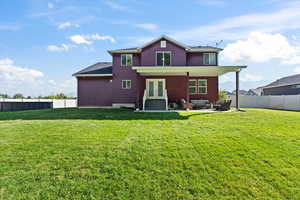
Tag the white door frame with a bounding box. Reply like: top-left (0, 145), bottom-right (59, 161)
top-left (146, 79), bottom-right (166, 99)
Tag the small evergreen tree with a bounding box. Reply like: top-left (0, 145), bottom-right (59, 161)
top-left (13, 93), bottom-right (24, 99)
top-left (219, 90), bottom-right (228, 100)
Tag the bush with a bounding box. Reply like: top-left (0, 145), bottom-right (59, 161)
top-left (219, 90), bottom-right (228, 100)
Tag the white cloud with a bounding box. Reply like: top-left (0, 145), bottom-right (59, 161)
top-left (0, 58), bottom-right (14, 65)
top-left (70, 34), bottom-right (116, 45)
top-left (48, 2), bottom-right (54, 9)
top-left (48, 80), bottom-right (56, 85)
top-left (0, 24), bottom-right (20, 31)
top-left (87, 34), bottom-right (116, 43)
top-left (241, 73), bottom-right (264, 82)
top-left (219, 74), bottom-right (232, 83)
top-left (70, 35), bottom-right (93, 45)
top-left (171, 2), bottom-right (300, 42)
top-left (222, 31), bottom-right (300, 64)
top-left (195, 0), bottom-right (225, 6)
top-left (0, 58), bottom-right (43, 82)
top-left (57, 22), bottom-right (80, 29)
top-left (135, 23), bottom-right (158, 31)
top-left (294, 67), bottom-right (300, 73)
top-left (283, 55), bottom-right (300, 65)
top-left (105, 1), bottom-right (128, 11)
top-left (47, 44), bottom-right (74, 52)
top-left (0, 58), bottom-right (76, 97)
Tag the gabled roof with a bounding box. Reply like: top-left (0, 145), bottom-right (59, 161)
top-left (108, 35), bottom-right (223, 54)
top-left (72, 62), bottom-right (112, 77)
top-left (140, 35), bottom-right (189, 50)
top-left (264, 74), bottom-right (300, 88)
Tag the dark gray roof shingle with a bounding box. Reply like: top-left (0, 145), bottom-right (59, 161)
top-left (110, 47), bottom-right (138, 51)
top-left (264, 74), bottom-right (300, 88)
top-left (73, 62), bottom-right (112, 76)
top-left (188, 45), bottom-right (222, 50)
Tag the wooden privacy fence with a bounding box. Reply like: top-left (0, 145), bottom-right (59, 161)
top-left (230, 95), bottom-right (300, 111)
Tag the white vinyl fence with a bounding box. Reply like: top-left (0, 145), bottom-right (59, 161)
top-left (0, 98), bottom-right (77, 108)
top-left (230, 95), bottom-right (300, 111)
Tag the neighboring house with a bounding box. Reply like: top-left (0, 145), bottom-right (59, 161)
top-left (263, 74), bottom-right (300, 95)
top-left (246, 87), bottom-right (263, 96)
top-left (248, 87), bottom-right (263, 96)
top-left (232, 90), bottom-right (249, 96)
top-left (73, 35), bottom-right (246, 110)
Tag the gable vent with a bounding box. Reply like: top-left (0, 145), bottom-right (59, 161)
top-left (161, 40), bottom-right (166, 48)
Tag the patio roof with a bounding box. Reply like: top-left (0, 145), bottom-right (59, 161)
top-left (132, 66), bottom-right (247, 76)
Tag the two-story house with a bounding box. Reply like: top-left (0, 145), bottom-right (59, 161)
top-left (73, 35), bottom-right (246, 110)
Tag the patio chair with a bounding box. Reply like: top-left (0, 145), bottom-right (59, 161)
top-left (214, 100), bottom-right (232, 111)
top-left (180, 99), bottom-right (193, 110)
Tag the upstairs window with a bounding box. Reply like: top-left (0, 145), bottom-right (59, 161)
top-left (156, 51), bottom-right (171, 66)
top-left (121, 54), bottom-right (133, 66)
top-left (203, 53), bottom-right (217, 65)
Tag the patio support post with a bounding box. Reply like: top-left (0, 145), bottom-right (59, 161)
top-left (236, 70), bottom-right (240, 111)
top-left (186, 72), bottom-right (190, 103)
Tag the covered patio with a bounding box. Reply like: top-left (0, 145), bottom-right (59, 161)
top-left (132, 65), bottom-right (247, 111)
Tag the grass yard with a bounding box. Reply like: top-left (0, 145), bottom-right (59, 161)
top-left (0, 108), bottom-right (299, 200)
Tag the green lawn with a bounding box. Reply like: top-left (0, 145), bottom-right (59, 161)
top-left (0, 108), bottom-right (299, 200)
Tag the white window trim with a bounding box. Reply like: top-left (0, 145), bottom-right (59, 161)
top-left (189, 79), bottom-right (197, 95)
top-left (203, 53), bottom-right (217, 65)
top-left (198, 79), bottom-right (207, 94)
top-left (155, 51), bottom-right (171, 66)
top-left (122, 80), bottom-right (132, 89)
top-left (121, 54), bottom-right (133, 66)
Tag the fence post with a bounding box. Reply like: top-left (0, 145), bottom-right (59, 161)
top-left (299, 95), bottom-right (300, 111)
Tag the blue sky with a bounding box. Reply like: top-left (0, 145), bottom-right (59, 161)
top-left (1, 0), bottom-right (300, 96)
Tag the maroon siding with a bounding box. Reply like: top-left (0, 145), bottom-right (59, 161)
top-left (137, 76), bottom-right (219, 107)
top-left (189, 77), bottom-right (219, 103)
top-left (187, 53), bottom-right (203, 66)
top-left (141, 40), bottom-right (186, 66)
top-left (78, 77), bottom-right (112, 106)
top-left (138, 76), bottom-right (188, 104)
top-left (111, 54), bottom-right (139, 104)
top-left (187, 52), bottom-right (219, 66)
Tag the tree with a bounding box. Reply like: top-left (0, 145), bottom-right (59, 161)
top-left (13, 93), bottom-right (24, 99)
top-left (0, 93), bottom-right (9, 98)
top-left (219, 90), bottom-right (228, 100)
top-left (55, 93), bottom-right (68, 99)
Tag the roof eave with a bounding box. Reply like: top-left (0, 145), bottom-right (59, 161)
top-left (263, 82), bottom-right (300, 89)
top-left (187, 48), bottom-right (223, 53)
top-left (73, 74), bottom-right (113, 77)
top-left (131, 65), bottom-right (247, 76)
top-left (107, 49), bottom-right (140, 55)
